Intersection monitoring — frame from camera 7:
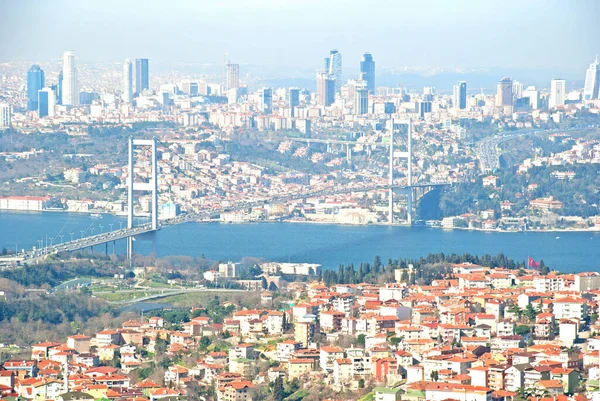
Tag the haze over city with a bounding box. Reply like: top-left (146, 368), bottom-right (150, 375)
top-left (1, 0), bottom-right (599, 78)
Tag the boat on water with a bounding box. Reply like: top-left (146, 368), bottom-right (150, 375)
top-left (90, 213), bottom-right (103, 219)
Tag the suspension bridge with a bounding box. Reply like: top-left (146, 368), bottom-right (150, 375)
top-left (0, 120), bottom-right (450, 266)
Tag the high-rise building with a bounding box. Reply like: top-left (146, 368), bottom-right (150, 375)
top-left (496, 77), bottom-right (513, 107)
top-left (27, 65), bottom-right (45, 111)
top-left (418, 101), bottom-right (432, 119)
top-left (584, 56), bottom-right (600, 100)
top-left (512, 80), bottom-right (524, 100)
top-left (226, 62), bottom-right (239, 91)
top-left (324, 49), bottom-right (342, 93)
top-left (286, 88), bottom-right (300, 116)
top-left (56, 71), bottom-right (63, 105)
top-left (62, 51), bottom-right (78, 106)
top-left (453, 81), bottom-right (467, 110)
top-left (135, 58), bottom-right (149, 94)
top-left (316, 71), bottom-right (335, 107)
top-left (38, 87), bottom-right (56, 118)
top-left (0, 103), bottom-right (11, 128)
top-left (354, 88), bottom-right (369, 115)
top-left (522, 86), bottom-right (540, 110)
top-left (122, 59), bottom-right (133, 103)
top-left (549, 79), bottom-right (566, 109)
top-left (360, 53), bottom-right (375, 94)
top-left (258, 88), bottom-right (273, 114)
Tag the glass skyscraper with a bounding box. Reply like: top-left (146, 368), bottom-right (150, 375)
top-left (27, 65), bottom-right (45, 111)
top-left (38, 87), bottom-right (55, 118)
top-left (324, 50), bottom-right (342, 93)
top-left (360, 53), bottom-right (375, 94)
top-left (259, 88), bottom-right (273, 114)
top-left (135, 58), bottom-right (149, 94)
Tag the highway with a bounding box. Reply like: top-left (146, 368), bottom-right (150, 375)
top-left (474, 125), bottom-right (597, 173)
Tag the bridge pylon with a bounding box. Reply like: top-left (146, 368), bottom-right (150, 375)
top-left (388, 119), bottom-right (413, 225)
top-left (127, 136), bottom-right (159, 262)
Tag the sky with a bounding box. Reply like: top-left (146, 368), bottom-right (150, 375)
top-left (1, 0), bottom-right (599, 76)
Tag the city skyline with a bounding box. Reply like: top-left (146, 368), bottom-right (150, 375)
top-left (1, 0), bottom-right (599, 76)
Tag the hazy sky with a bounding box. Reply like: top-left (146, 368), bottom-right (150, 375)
top-left (1, 0), bottom-right (599, 74)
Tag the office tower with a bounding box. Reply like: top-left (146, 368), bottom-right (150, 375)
top-left (287, 88), bottom-right (300, 116)
top-left (354, 88), bottom-right (369, 115)
top-left (324, 49), bottom-right (342, 92)
top-left (62, 51), bottom-right (78, 106)
top-left (56, 71), bottom-right (63, 105)
top-left (496, 77), bottom-right (513, 107)
top-left (38, 87), bottom-right (55, 118)
top-left (584, 56), bottom-right (600, 100)
top-left (512, 80), bottom-right (524, 100)
top-left (27, 65), bottom-right (45, 111)
top-left (226, 62), bottom-right (239, 91)
top-left (316, 71), bottom-right (335, 107)
top-left (179, 80), bottom-right (199, 96)
top-left (122, 59), bottom-right (133, 103)
top-left (522, 86), bottom-right (540, 110)
top-left (418, 101), bottom-right (432, 118)
top-left (0, 103), bottom-right (11, 128)
top-left (360, 53), bottom-right (375, 94)
top-left (453, 81), bottom-right (467, 110)
top-left (258, 88), bottom-right (273, 114)
top-left (135, 58), bottom-right (149, 94)
top-left (423, 87), bottom-right (435, 102)
top-left (549, 79), bottom-right (566, 108)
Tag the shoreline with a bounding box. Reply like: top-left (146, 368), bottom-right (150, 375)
top-left (1, 208), bottom-right (599, 234)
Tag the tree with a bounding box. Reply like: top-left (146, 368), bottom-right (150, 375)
top-left (539, 260), bottom-right (550, 275)
top-left (273, 376), bottom-right (284, 401)
top-left (515, 325), bottom-right (531, 336)
top-left (430, 370), bottom-right (439, 381)
top-left (261, 277), bottom-right (268, 290)
top-left (355, 334), bottom-right (366, 347)
top-left (268, 281), bottom-right (278, 292)
top-left (358, 378), bottom-right (365, 388)
top-left (524, 304), bottom-right (538, 322)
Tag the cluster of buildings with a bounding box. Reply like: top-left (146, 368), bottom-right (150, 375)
top-left (4, 264), bottom-right (600, 401)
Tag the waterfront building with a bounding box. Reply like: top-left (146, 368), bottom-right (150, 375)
top-left (27, 65), bottom-right (45, 111)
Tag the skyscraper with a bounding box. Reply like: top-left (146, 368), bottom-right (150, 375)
top-left (0, 103), bottom-right (11, 128)
top-left (354, 88), bottom-right (369, 115)
top-left (56, 71), bottom-right (63, 105)
top-left (123, 59), bottom-right (133, 103)
top-left (38, 87), bottom-right (56, 118)
top-left (27, 65), bottom-right (45, 111)
top-left (286, 88), bottom-right (300, 116)
top-left (496, 77), bottom-right (513, 107)
top-left (584, 56), bottom-right (600, 100)
top-left (360, 53), bottom-right (375, 94)
top-left (258, 88), bottom-right (273, 114)
top-left (226, 62), bottom-right (240, 91)
top-left (549, 79), bottom-right (566, 109)
top-left (135, 58), bottom-right (149, 94)
top-left (316, 71), bottom-right (335, 107)
top-left (324, 49), bottom-right (342, 93)
top-left (62, 51), bottom-right (78, 106)
top-left (522, 86), bottom-right (540, 110)
top-left (453, 81), bottom-right (467, 110)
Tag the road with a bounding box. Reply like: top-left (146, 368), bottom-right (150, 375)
top-left (474, 125), bottom-right (598, 173)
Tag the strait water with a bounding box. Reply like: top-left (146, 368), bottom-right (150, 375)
top-left (1, 211), bottom-right (599, 273)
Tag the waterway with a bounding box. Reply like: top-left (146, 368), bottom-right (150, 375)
top-left (1, 211), bottom-right (599, 273)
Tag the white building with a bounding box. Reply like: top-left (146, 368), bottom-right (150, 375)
top-left (62, 51), bottom-right (79, 106)
top-left (0, 103), bottom-right (11, 128)
top-left (549, 79), bottom-right (566, 109)
top-left (123, 59), bottom-right (133, 103)
top-left (584, 56), bottom-right (600, 100)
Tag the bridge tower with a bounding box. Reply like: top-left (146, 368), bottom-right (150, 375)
top-left (388, 119), bottom-right (413, 225)
top-left (127, 137), bottom-right (159, 261)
